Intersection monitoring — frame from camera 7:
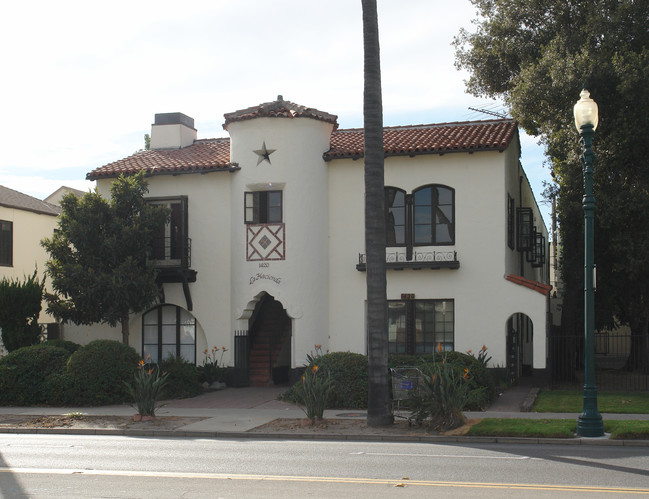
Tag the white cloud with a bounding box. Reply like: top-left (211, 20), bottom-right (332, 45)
top-left (0, 173), bottom-right (94, 201)
top-left (0, 0), bottom-right (549, 224)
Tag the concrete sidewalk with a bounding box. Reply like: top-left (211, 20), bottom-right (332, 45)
top-left (0, 385), bottom-right (646, 444)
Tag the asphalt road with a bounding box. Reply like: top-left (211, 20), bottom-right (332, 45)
top-left (1, 434), bottom-right (648, 498)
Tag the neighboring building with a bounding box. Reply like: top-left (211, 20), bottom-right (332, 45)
top-left (44, 186), bottom-right (86, 206)
top-left (66, 97), bottom-right (550, 385)
top-left (0, 185), bottom-right (60, 328)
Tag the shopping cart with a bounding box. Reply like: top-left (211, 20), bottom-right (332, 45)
top-left (390, 367), bottom-right (425, 422)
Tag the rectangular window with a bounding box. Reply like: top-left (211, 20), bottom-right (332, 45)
top-left (148, 197), bottom-right (188, 267)
top-left (507, 195), bottom-right (515, 250)
top-left (0, 220), bottom-right (12, 267)
top-left (517, 207), bottom-right (534, 251)
top-left (527, 230), bottom-right (546, 268)
top-left (388, 301), bottom-right (408, 353)
top-left (245, 191), bottom-right (282, 224)
top-left (388, 298), bottom-right (454, 355)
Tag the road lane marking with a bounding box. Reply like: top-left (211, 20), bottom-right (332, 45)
top-left (350, 451), bottom-right (533, 459)
top-left (4, 444), bottom-right (79, 448)
top-left (1, 468), bottom-right (648, 494)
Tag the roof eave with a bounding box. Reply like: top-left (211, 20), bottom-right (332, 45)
top-left (323, 146), bottom-right (509, 162)
top-left (87, 164), bottom-right (239, 181)
top-left (0, 201), bottom-right (60, 216)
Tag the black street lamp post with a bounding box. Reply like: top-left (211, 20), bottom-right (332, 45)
top-left (574, 89), bottom-right (605, 438)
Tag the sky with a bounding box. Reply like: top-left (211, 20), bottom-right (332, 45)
top-left (0, 0), bottom-right (551, 228)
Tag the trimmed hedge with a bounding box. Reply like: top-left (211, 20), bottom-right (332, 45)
top-left (282, 351), bottom-right (369, 409)
top-left (41, 339), bottom-right (81, 355)
top-left (158, 356), bottom-right (203, 399)
top-left (42, 371), bottom-right (78, 406)
top-left (0, 340), bottom-right (210, 407)
top-left (65, 340), bottom-right (140, 406)
top-left (0, 344), bottom-right (71, 405)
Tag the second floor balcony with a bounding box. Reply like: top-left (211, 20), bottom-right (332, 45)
top-left (149, 236), bottom-right (192, 269)
top-left (356, 249), bottom-right (459, 271)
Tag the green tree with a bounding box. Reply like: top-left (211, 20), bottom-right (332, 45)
top-left (0, 270), bottom-right (44, 352)
top-left (42, 172), bottom-right (169, 346)
top-left (454, 0), bottom-right (649, 370)
top-left (362, 0), bottom-right (392, 426)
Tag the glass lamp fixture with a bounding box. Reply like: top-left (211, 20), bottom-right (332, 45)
top-left (574, 89), bottom-right (599, 131)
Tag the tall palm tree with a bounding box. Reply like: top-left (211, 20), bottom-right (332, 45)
top-left (362, 0), bottom-right (392, 426)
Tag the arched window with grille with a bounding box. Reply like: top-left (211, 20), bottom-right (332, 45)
top-left (142, 305), bottom-right (196, 364)
top-left (385, 184), bottom-right (455, 250)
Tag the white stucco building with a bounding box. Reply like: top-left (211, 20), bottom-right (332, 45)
top-left (0, 186), bottom-right (60, 336)
top-left (66, 97), bottom-right (550, 384)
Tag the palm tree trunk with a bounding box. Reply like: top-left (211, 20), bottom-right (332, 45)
top-left (362, 0), bottom-right (392, 426)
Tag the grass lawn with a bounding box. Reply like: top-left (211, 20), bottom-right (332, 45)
top-left (606, 420), bottom-right (649, 439)
top-left (467, 418), bottom-right (576, 438)
top-left (532, 390), bottom-right (649, 414)
top-left (467, 418), bottom-right (649, 439)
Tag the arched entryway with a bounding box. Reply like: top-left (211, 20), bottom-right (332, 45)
top-left (506, 313), bottom-right (533, 384)
top-left (247, 293), bottom-right (292, 386)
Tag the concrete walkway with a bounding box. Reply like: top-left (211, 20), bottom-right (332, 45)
top-left (0, 384), bottom-right (646, 445)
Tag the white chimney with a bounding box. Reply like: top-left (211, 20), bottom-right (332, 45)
top-left (150, 112), bottom-right (197, 149)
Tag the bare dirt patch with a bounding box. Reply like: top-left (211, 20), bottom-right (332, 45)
top-left (1, 414), bottom-right (483, 437)
top-left (248, 417), bottom-right (483, 436)
top-left (0, 414), bottom-right (206, 431)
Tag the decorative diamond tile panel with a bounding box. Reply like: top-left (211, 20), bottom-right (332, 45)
top-left (247, 223), bottom-right (285, 261)
top-left (259, 235), bottom-right (272, 249)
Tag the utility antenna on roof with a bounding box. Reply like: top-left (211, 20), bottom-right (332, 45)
top-left (468, 107), bottom-right (508, 119)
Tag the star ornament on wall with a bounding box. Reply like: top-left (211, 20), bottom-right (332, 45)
top-left (253, 141), bottom-right (276, 166)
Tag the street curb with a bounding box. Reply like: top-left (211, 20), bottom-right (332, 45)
top-left (520, 388), bottom-right (540, 412)
top-left (1, 427), bottom-right (648, 447)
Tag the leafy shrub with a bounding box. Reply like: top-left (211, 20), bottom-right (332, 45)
top-left (66, 340), bottom-right (140, 405)
top-left (439, 351), bottom-right (496, 410)
top-left (197, 346), bottom-right (228, 384)
top-left (0, 344), bottom-right (70, 405)
top-left (294, 365), bottom-right (333, 421)
top-left (389, 351), bottom-right (496, 410)
top-left (1, 323), bottom-right (42, 353)
top-left (283, 349), bottom-right (496, 411)
top-left (283, 352), bottom-right (369, 409)
top-left (0, 271), bottom-right (45, 352)
top-left (42, 371), bottom-right (78, 406)
top-left (469, 345), bottom-right (491, 367)
top-left (389, 353), bottom-right (436, 369)
top-left (41, 339), bottom-right (81, 355)
top-left (158, 355), bottom-right (203, 399)
top-left (408, 359), bottom-right (469, 431)
top-left (125, 359), bottom-right (169, 416)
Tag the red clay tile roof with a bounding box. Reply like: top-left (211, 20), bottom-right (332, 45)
top-left (324, 119), bottom-right (517, 161)
top-left (87, 139), bottom-right (234, 180)
top-left (223, 96), bottom-right (338, 129)
top-left (506, 274), bottom-right (552, 296)
top-left (87, 119), bottom-right (518, 180)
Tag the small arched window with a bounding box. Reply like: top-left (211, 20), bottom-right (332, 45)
top-left (142, 305), bottom-right (196, 364)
